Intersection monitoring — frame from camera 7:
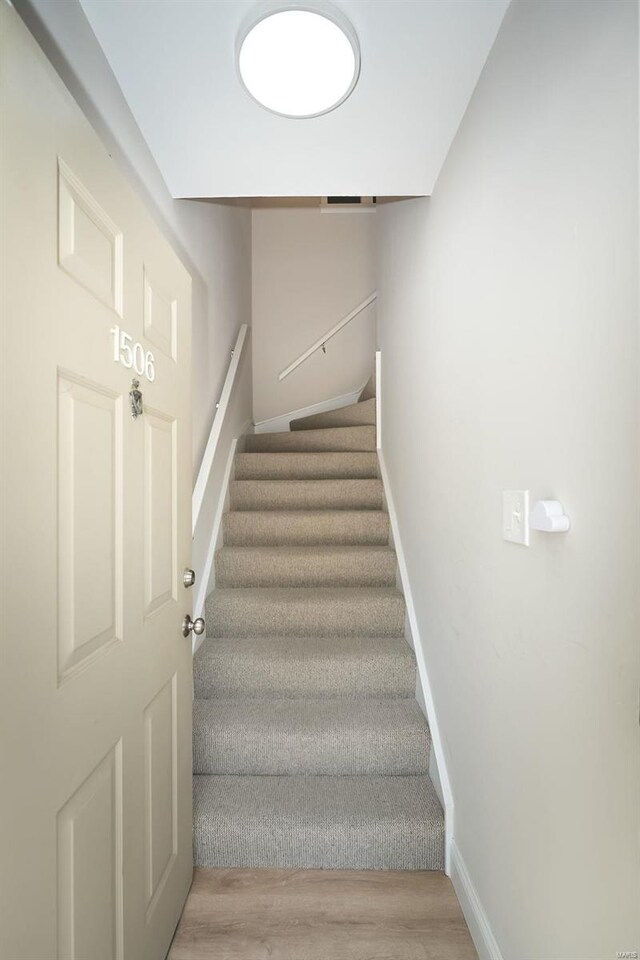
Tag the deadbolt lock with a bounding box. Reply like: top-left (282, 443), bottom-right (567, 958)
top-left (183, 568), bottom-right (196, 588)
top-left (182, 615), bottom-right (205, 638)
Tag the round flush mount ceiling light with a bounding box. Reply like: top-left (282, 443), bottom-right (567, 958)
top-left (238, 7), bottom-right (360, 119)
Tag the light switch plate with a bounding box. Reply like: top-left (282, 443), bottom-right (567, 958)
top-left (503, 490), bottom-right (530, 546)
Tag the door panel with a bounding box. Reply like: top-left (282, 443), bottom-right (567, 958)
top-left (0, 6), bottom-right (193, 959)
top-left (58, 374), bottom-right (124, 680)
top-left (144, 674), bottom-right (178, 920)
top-left (58, 158), bottom-right (124, 317)
top-left (57, 742), bottom-right (124, 960)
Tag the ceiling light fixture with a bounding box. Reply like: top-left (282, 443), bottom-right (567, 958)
top-left (238, 6), bottom-right (360, 119)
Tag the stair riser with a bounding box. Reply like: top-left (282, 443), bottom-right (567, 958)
top-left (223, 512), bottom-right (390, 546)
top-left (206, 596), bottom-right (406, 638)
top-left (245, 426), bottom-right (376, 453)
top-left (193, 716), bottom-right (429, 777)
top-left (234, 452), bottom-right (379, 481)
top-left (215, 549), bottom-right (397, 587)
top-left (193, 775), bottom-right (445, 871)
top-left (230, 479), bottom-right (383, 512)
top-left (194, 647), bottom-right (416, 699)
top-left (194, 831), bottom-right (442, 871)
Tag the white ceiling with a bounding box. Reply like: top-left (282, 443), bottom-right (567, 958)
top-left (78, 0), bottom-right (509, 199)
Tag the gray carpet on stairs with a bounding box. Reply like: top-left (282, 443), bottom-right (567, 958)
top-left (193, 699), bottom-right (430, 775)
top-left (230, 478), bottom-right (383, 511)
top-left (193, 774), bottom-right (444, 870)
top-left (194, 406), bottom-right (444, 871)
top-left (223, 509), bottom-right (390, 546)
top-left (206, 586), bottom-right (406, 638)
top-left (194, 637), bottom-right (416, 699)
top-left (246, 425), bottom-right (376, 453)
top-left (234, 451), bottom-right (379, 480)
top-left (215, 545), bottom-right (398, 588)
top-left (290, 397), bottom-right (376, 431)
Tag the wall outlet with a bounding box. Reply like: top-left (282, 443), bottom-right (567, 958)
top-left (503, 490), bottom-right (530, 546)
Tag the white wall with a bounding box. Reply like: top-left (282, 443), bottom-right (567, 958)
top-left (252, 208), bottom-right (377, 424)
top-left (14, 0), bottom-right (252, 475)
top-left (377, 2), bottom-right (639, 958)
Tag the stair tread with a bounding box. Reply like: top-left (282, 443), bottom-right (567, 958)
top-left (209, 585), bottom-right (404, 600)
top-left (194, 697), bottom-right (424, 720)
top-left (193, 699), bottom-right (429, 776)
top-left (193, 774), bottom-right (444, 870)
top-left (225, 508), bottom-right (389, 520)
top-left (217, 544), bottom-right (395, 556)
top-left (231, 478), bottom-right (381, 486)
top-left (209, 587), bottom-right (402, 602)
top-left (195, 633), bottom-right (410, 642)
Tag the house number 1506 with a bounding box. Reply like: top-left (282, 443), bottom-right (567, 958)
top-left (110, 325), bottom-right (155, 382)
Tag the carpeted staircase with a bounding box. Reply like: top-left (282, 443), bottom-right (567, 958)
top-left (193, 377), bottom-right (444, 870)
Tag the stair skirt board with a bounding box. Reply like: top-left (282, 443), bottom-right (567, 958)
top-left (194, 410), bottom-right (445, 871)
top-left (253, 388), bottom-right (362, 435)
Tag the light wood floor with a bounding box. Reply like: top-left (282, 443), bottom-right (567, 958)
top-left (168, 868), bottom-right (478, 960)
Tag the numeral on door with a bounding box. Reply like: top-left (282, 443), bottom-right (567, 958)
top-left (110, 324), bottom-right (155, 382)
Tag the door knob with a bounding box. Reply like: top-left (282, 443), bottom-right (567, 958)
top-left (183, 568), bottom-right (196, 588)
top-left (182, 614), bottom-right (205, 638)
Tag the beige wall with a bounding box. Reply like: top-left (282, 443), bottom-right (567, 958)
top-left (188, 204), bottom-right (251, 468)
top-left (377, 1), bottom-right (639, 957)
top-left (252, 208), bottom-right (377, 424)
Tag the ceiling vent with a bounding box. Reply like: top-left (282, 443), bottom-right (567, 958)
top-left (321, 196), bottom-right (376, 212)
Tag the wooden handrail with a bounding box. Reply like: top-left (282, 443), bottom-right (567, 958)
top-left (192, 324), bottom-right (248, 535)
top-left (278, 292), bottom-right (377, 382)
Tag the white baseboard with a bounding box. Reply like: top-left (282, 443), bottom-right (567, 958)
top-left (450, 842), bottom-right (505, 960)
top-left (253, 388), bottom-right (362, 434)
top-left (377, 448), bottom-right (454, 875)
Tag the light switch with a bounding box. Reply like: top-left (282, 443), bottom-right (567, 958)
top-left (503, 490), bottom-right (529, 546)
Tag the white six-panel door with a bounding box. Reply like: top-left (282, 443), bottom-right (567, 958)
top-left (0, 5), bottom-right (193, 958)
